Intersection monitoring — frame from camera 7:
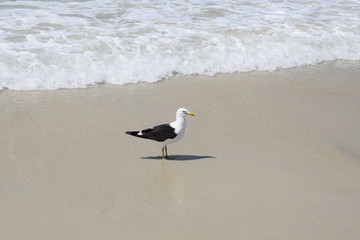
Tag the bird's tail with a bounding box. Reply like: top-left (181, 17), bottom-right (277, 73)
top-left (125, 131), bottom-right (140, 136)
top-left (125, 131), bottom-right (150, 140)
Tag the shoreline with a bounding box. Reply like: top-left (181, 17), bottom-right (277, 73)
top-left (1, 59), bottom-right (359, 93)
top-left (1, 62), bottom-right (360, 240)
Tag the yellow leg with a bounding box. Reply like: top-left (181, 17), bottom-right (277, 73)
top-left (162, 146), bottom-right (169, 159)
top-left (162, 146), bottom-right (165, 159)
top-left (165, 145), bottom-right (168, 158)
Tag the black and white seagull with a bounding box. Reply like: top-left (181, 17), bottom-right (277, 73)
top-left (125, 108), bottom-right (195, 159)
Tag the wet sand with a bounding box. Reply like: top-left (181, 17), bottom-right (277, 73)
top-left (1, 62), bottom-right (360, 240)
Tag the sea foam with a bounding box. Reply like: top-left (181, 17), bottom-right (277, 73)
top-left (0, 0), bottom-right (359, 90)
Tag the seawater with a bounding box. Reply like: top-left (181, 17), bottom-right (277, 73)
top-left (0, 0), bottom-right (359, 90)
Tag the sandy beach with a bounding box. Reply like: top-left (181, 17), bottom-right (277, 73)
top-left (1, 62), bottom-right (360, 240)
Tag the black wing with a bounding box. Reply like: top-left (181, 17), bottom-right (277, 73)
top-left (125, 124), bottom-right (177, 142)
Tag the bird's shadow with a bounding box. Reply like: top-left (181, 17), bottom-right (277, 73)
top-left (141, 155), bottom-right (216, 161)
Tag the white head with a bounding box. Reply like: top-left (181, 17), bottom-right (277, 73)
top-left (176, 108), bottom-right (195, 118)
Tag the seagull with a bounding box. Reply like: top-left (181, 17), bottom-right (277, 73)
top-left (125, 108), bottom-right (195, 159)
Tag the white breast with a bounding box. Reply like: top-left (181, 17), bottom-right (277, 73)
top-left (163, 118), bottom-right (186, 146)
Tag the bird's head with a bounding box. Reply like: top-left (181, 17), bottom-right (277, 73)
top-left (177, 108), bottom-right (195, 118)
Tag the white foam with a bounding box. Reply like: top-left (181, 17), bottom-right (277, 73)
top-left (0, 0), bottom-right (359, 90)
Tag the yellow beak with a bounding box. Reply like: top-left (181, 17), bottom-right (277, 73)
top-left (187, 112), bottom-right (195, 116)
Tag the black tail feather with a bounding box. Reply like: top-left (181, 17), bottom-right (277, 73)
top-left (125, 131), bottom-right (140, 136)
top-left (125, 130), bottom-right (150, 140)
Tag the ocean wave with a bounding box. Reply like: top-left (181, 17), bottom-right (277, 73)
top-left (0, 0), bottom-right (359, 90)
